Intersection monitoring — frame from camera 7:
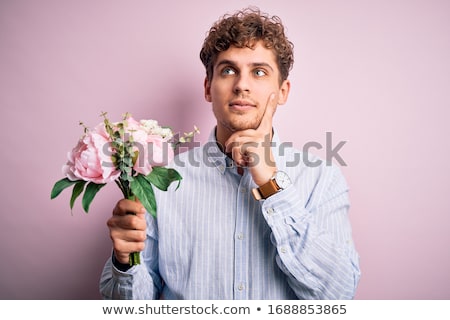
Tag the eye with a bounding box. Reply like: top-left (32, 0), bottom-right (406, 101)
top-left (254, 69), bottom-right (267, 77)
top-left (221, 67), bottom-right (236, 76)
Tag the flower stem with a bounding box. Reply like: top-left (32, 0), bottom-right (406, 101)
top-left (116, 178), bottom-right (141, 266)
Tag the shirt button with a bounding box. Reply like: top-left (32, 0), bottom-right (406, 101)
top-left (280, 247), bottom-right (287, 253)
top-left (237, 233), bottom-right (244, 240)
top-left (238, 284), bottom-right (245, 291)
top-left (266, 207), bottom-right (274, 215)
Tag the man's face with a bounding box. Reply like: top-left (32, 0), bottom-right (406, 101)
top-left (204, 41), bottom-right (290, 138)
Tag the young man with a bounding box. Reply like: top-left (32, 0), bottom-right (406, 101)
top-left (100, 7), bottom-right (360, 299)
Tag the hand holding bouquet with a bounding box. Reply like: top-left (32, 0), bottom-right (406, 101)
top-left (51, 112), bottom-right (198, 265)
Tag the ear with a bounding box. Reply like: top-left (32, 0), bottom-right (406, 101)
top-left (277, 79), bottom-right (291, 105)
top-left (204, 77), bottom-right (212, 102)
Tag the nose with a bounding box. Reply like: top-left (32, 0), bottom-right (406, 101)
top-left (233, 74), bottom-right (250, 94)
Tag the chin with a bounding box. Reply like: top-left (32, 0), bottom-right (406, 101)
top-left (216, 112), bottom-right (260, 133)
top-left (228, 121), bottom-right (259, 132)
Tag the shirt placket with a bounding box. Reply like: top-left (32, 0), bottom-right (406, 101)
top-left (233, 168), bottom-right (251, 299)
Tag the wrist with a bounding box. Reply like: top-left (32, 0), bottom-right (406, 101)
top-left (250, 147), bottom-right (276, 186)
top-left (254, 167), bottom-right (277, 187)
top-left (252, 170), bottom-right (292, 200)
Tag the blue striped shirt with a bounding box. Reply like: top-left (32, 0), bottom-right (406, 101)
top-left (100, 128), bottom-right (360, 299)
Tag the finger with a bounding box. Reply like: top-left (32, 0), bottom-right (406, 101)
top-left (112, 239), bottom-right (146, 263)
top-left (113, 199), bottom-right (145, 217)
top-left (111, 227), bottom-right (147, 243)
top-left (231, 143), bottom-right (245, 166)
top-left (107, 214), bottom-right (146, 233)
top-left (223, 136), bottom-right (243, 166)
top-left (224, 129), bottom-right (255, 153)
top-left (256, 92), bottom-right (276, 134)
top-left (225, 134), bottom-right (247, 164)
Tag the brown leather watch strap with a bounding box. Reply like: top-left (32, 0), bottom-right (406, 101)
top-left (252, 179), bottom-right (280, 200)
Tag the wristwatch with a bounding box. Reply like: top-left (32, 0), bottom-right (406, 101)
top-left (252, 171), bottom-right (291, 200)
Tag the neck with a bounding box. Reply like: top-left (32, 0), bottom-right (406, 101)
top-left (215, 126), bottom-right (233, 151)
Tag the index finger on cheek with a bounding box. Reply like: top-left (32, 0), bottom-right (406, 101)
top-left (257, 93), bottom-right (276, 133)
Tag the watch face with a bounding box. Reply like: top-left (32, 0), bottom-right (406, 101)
top-left (275, 171), bottom-right (291, 189)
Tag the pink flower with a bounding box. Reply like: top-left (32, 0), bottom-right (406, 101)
top-left (62, 126), bottom-right (120, 184)
top-left (123, 117), bottom-right (174, 176)
top-left (133, 134), bottom-right (175, 175)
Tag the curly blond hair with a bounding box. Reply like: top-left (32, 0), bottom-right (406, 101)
top-left (200, 7), bottom-right (294, 84)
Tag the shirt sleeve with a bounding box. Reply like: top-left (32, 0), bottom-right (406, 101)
top-left (99, 214), bottom-right (162, 299)
top-left (261, 164), bottom-right (361, 299)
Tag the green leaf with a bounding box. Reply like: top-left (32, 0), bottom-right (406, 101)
top-left (70, 180), bottom-right (87, 210)
top-left (130, 174), bottom-right (157, 217)
top-left (50, 178), bottom-right (79, 199)
top-left (146, 167), bottom-right (182, 191)
top-left (81, 182), bottom-right (106, 213)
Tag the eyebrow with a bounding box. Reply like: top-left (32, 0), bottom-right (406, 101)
top-left (215, 59), bottom-right (275, 72)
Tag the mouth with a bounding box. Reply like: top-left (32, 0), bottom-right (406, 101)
top-left (229, 99), bottom-right (256, 111)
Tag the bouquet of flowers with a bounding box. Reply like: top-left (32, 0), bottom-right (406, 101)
top-left (51, 112), bottom-right (198, 265)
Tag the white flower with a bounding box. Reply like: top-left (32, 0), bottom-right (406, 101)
top-left (140, 119), bottom-right (159, 132)
top-left (157, 127), bottom-right (174, 140)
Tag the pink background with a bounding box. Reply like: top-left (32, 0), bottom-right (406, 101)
top-left (1, 0), bottom-right (449, 299)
